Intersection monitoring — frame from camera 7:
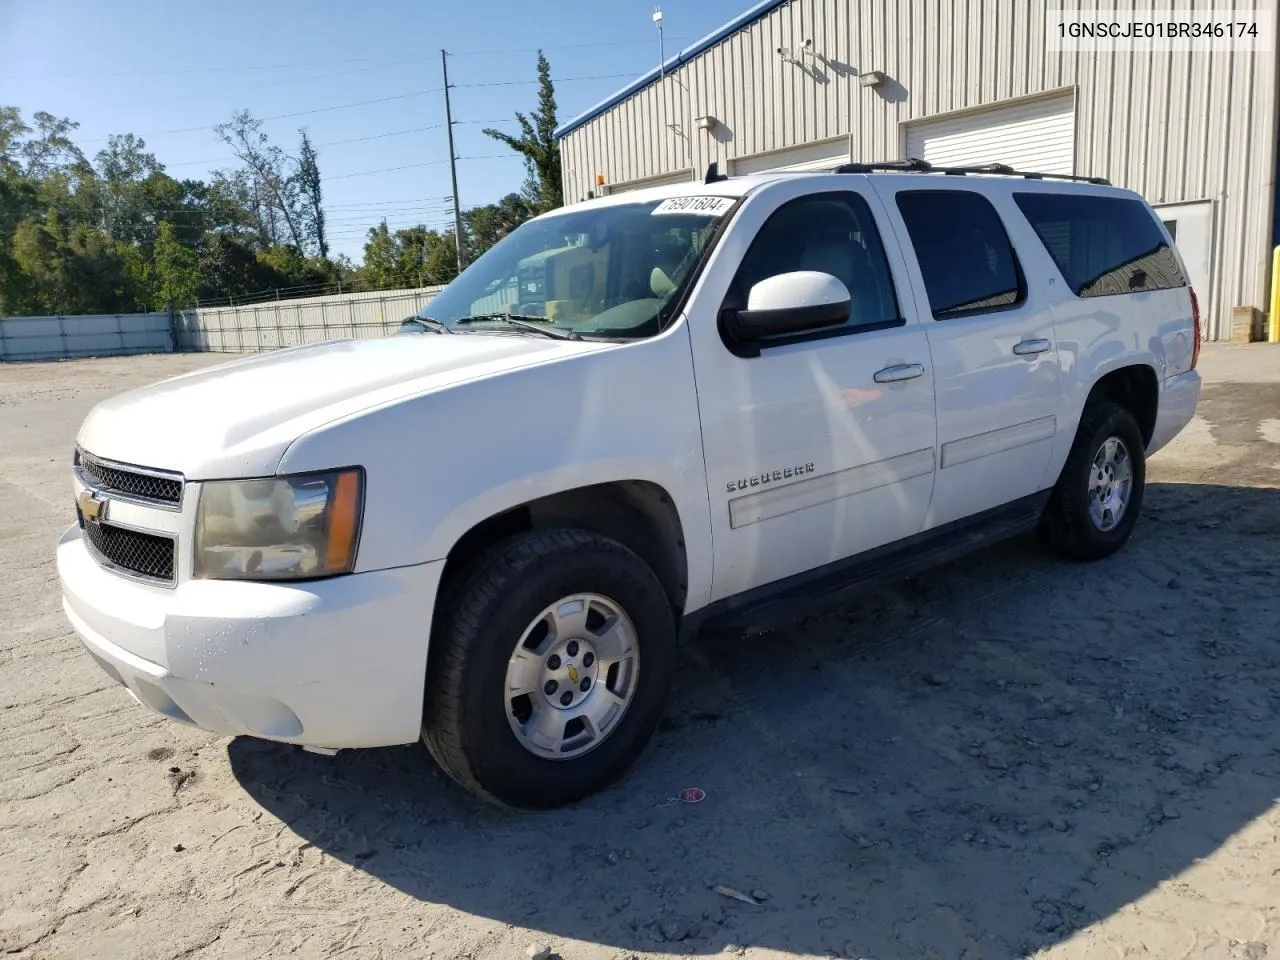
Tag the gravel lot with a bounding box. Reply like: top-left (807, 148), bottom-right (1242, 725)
top-left (2, 345), bottom-right (1278, 960)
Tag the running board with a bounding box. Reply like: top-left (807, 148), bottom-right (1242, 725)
top-left (681, 491), bottom-right (1050, 642)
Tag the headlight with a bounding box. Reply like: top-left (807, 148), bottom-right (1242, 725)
top-left (194, 468), bottom-right (363, 581)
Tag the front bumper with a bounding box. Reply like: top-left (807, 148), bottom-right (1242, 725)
top-left (57, 524), bottom-right (444, 748)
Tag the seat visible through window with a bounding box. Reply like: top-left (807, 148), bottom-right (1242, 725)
top-left (725, 191), bottom-right (901, 337)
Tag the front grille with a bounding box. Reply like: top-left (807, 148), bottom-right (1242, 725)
top-left (76, 450), bottom-right (183, 506)
top-left (82, 521), bottom-right (176, 584)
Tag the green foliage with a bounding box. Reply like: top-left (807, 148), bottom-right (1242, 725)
top-left (150, 222), bottom-right (199, 310)
top-left (361, 221), bottom-right (458, 288)
top-left (463, 192), bottom-right (535, 260)
top-left (482, 52), bottom-right (563, 213)
top-left (0, 101), bottom-right (536, 316)
top-left (296, 130), bottom-right (327, 259)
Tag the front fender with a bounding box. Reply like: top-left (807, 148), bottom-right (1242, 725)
top-left (276, 329), bottom-right (715, 612)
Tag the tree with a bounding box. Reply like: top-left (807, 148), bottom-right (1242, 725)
top-left (295, 130), bottom-right (327, 258)
top-left (150, 221), bottom-right (199, 309)
top-left (360, 222), bottom-right (400, 289)
top-left (10, 212), bottom-right (132, 314)
top-left (421, 231), bottom-right (458, 286)
top-left (93, 134), bottom-right (165, 243)
top-left (482, 52), bottom-right (563, 212)
top-left (21, 112), bottom-right (85, 180)
top-left (358, 222), bottom-right (458, 290)
top-left (197, 235), bottom-right (271, 302)
top-left (214, 110), bottom-right (305, 250)
top-left (0, 107), bottom-right (31, 173)
top-left (463, 192), bottom-right (534, 260)
top-left (0, 101), bottom-right (547, 314)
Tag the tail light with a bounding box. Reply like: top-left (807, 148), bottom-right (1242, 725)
top-left (1189, 286), bottom-right (1202, 370)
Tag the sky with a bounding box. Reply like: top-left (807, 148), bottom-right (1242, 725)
top-left (0, 0), bottom-right (749, 260)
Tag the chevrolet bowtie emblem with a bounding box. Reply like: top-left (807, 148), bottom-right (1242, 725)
top-left (567, 664), bottom-right (581, 684)
top-left (78, 488), bottom-right (107, 523)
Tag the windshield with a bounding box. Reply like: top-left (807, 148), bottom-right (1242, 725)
top-left (411, 196), bottom-right (734, 339)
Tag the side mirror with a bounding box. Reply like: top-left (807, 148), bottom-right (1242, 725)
top-left (726, 271), bottom-right (851, 341)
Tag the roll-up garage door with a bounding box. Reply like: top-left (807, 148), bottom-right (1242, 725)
top-left (731, 136), bottom-right (851, 175)
top-left (607, 169), bottom-right (693, 194)
top-left (904, 92), bottom-right (1076, 175)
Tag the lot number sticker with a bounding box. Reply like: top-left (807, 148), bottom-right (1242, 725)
top-left (652, 196), bottom-right (735, 216)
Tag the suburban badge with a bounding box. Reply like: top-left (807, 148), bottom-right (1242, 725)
top-left (726, 462), bottom-right (815, 494)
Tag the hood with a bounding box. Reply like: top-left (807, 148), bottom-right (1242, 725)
top-left (76, 333), bottom-right (608, 479)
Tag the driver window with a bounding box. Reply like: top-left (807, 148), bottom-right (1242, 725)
top-left (727, 192), bottom-right (901, 333)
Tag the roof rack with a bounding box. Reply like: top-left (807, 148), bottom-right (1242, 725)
top-left (832, 158), bottom-right (1110, 185)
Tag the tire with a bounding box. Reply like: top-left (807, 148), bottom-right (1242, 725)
top-left (422, 528), bottom-right (676, 809)
top-left (1038, 400), bottom-right (1146, 561)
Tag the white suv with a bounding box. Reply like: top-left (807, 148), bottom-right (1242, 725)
top-left (57, 162), bottom-right (1202, 808)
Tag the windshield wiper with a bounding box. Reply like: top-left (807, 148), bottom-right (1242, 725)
top-left (401, 316), bottom-right (453, 334)
top-left (454, 313), bottom-right (582, 341)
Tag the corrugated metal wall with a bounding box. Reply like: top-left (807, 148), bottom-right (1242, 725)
top-left (175, 286), bottom-right (446, 353)
top-left (0, 312), bottom-right (173, 361)
top-left (560, 0), bottom-right (1279, 340)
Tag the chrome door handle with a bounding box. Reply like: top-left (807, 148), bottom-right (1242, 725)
top-left (873, 363), bottom-right (925, 384)
top-left (1013, 338), bottom-right (1052, 356)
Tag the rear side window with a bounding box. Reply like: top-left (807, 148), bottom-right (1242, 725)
top-left (1013, 192), bottom-right (1187, 297)
top-left (895, 190), bottom-right (1025, 319)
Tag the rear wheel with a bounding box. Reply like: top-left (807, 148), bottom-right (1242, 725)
top-left (422, 528), bottom-right (676, 808)
top-left (1039, 400), bottom-right (1146, 561)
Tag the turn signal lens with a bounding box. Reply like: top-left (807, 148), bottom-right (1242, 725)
top-left (194, 468), bottom-right (364, 581)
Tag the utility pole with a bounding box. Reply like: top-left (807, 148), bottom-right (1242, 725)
top-left (654, 7), bottom-right (665, 77)
top-left (441, 49), bottom-right (466, 275)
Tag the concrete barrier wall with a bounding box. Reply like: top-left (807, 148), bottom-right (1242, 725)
top-left (0, 312), bottom-right (174, 361)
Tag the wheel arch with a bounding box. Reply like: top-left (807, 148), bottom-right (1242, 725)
top-left (1083, 363), bottom-right (1159, 447)
top-left (435, 479), bottom-right (690, 624)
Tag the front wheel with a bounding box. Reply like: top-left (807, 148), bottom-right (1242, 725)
top-left (422, 529), bottom-right (676, 808)
top-left (1038, 400), bottom-right (1147, 561)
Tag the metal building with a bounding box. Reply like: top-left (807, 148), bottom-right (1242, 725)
top-left (554, 0), bottom-right (1279, 341)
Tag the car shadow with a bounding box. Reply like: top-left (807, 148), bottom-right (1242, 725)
top-left (227, 481), bottom-right (1280, 958)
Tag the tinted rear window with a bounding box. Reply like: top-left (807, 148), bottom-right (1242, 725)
top-left (1013, 193), bottom-right (1186, 297)
top-left (895, 190), bottom-right (1025, 319)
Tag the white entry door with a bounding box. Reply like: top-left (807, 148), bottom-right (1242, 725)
top-left (1154, 200), bottom-right (1213, 300)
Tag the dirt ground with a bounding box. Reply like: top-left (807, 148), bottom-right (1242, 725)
top-left (1, 345), bottom-right (1278, 960)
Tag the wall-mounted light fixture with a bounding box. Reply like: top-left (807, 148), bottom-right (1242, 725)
top-left (858, 70), bottom-right (886, 88)
top-left (694, 115), bottom-right (719, 133)
top-left (776, 38), bottom-right (814, 65)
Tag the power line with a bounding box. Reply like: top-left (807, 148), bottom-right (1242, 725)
top-left (164, 123), bottom-right (457, 169)
top-left (323, 155), bottom-right (508, 180)
top-left (453, 36), bottom-right (694, 57)
top-left (0, 53), bottom-right (417, 81)
top-left (75, 89), bottom-right (445, 144)
top-left (75, 73), bottom-right (640, 146)
top-left (3, 37), bottom-right (696, 81)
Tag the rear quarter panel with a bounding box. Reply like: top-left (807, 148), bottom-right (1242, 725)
top-left (1044, 285), bottom-right (1193, 479)
top-left (1001, 184), bottom-right (1198, 484)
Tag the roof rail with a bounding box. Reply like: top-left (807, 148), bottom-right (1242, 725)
top-left (834, 157), bottom-right (933, 174)
top-left (833, 159), bottom-right (1111, 186)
